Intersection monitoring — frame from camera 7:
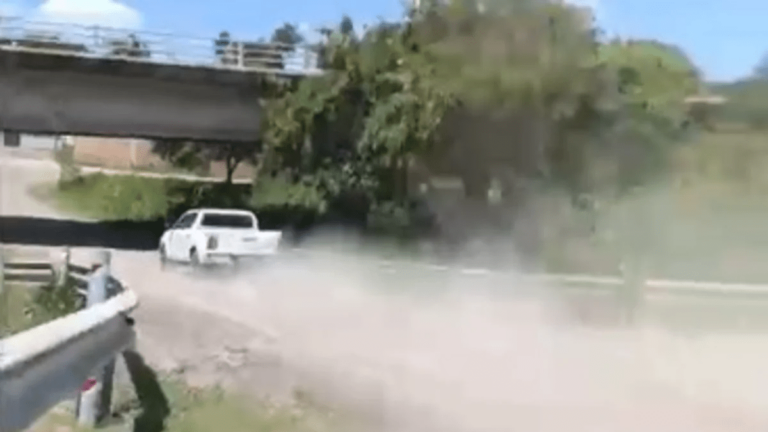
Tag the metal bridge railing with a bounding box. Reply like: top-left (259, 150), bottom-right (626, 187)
top-left (0, 16), bottom-right (322, 76)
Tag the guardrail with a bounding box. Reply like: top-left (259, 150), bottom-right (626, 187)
top-left (0, 16), bottom-right (322, 76)
top-left (2, 251), bottom-right (123, 297)
top-left (298, 248), bottom-right (768, 296)
top-left (535, 272), bottom-right (768, 295)
top-left (0, 249), bottom-right (138, 432)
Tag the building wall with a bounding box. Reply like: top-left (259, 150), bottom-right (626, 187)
top-left (71, 136), bottom-right (255, 180)
top-left (72, 136), bottom-right (168, 170)
top-left (0, 132), bottom-right (58, 150)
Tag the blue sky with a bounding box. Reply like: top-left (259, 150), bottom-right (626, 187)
top-left (0, 0), bottom-right (765, 82)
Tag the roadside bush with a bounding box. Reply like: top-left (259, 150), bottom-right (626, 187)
top-left (250, 174), bottom-right (326, 211)
top-left (0, 278), bottom-right (82, 336)
top-left (164, 181), bottom-right (253, 221)
top-left (28, 278), bottom-right (83, 325)
top-left (50, 172), bottom-right (436, 248)
top-left (57, 174), bottom-right (173, 220)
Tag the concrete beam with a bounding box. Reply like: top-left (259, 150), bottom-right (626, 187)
top-left (0, 49), bottom-right (273, 142)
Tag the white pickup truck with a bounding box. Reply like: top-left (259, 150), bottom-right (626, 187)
top-left (158, 208), bottom-right (282, 268)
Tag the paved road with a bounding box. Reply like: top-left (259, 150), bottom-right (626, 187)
top-left (5, 154), bottom-right (768, 432)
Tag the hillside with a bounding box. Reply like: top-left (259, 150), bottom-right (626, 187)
top-left (708, 78), bottom-right (768, 128)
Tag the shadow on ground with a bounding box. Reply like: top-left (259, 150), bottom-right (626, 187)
top-left (123, 350), bottom-right (170, 432)
top-left (0, 216), bottom-right (164, 250)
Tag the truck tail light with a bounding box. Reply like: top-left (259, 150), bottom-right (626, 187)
top-left (207, 235), bottom-right (218, 250)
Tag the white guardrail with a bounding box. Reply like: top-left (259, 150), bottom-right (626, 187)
top-left (537, 273), bottom-right (768, 295)
top-left (0, 15), bottom-right (322, 76)
top-left (298, 248), bottom-right (768, 296)
top-left (0, 250), bottom-right (138, 432)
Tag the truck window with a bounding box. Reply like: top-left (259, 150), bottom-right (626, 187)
top-left (172, 212), bottom-right (198, 229)
top-left (200, 213), bottom-right (254, 228)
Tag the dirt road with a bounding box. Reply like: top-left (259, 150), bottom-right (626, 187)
top-left (0, 153), bottom-right (67, 219)
top-left (4, 154), bottom-right (768, 431)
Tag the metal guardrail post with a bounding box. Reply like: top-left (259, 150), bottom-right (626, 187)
top-left (53, 247), bottom-right (70, 289)
top-left (75, 249), bottom-right (115, 427)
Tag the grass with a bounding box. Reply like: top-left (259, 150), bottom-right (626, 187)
top-left (0, 283), bottom-right (36, 337)
top-left (30, 174), bottom-right (178, 221)
top-left (33, 173), bottom-right (255, 222)
top-left (0, 279), bottom-right (83, 337)
top-left (29, 374), bottom-right (340, 432)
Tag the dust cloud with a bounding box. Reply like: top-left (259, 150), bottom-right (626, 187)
top-left (131, 233), bottom-right (768, 432)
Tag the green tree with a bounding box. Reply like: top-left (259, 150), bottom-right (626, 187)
top-left (152, 139), bottom-right (262, 184)
top-left (263, 16), bottom-right (453, 221)
top-left (713, 78), bottom-right (768, 129)
top-left (260, 0), bottom-right (699, 239)
top-left (418, 0), bottom-right (604, 202)
top-left (271, 23), bottom-right (305, 46)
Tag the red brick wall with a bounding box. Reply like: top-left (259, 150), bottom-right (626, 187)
top-left (72, 136), bottom-right (169, 170)
top-left (72, 136), bottom-right (255, 180)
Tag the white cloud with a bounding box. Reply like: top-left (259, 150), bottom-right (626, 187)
top-left (33, 0), bottom-right (141, 29)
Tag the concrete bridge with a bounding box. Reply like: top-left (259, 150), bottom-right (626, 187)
top-left (0, 17), bottom-right (321, 143)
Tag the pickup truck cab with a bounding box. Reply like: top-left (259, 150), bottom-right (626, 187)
top-left (159, 208), bottom-right (282, 268)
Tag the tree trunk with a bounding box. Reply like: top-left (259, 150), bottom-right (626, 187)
top-left (391, 156), bottom-right (409, 205)
top-left (225, 157), bottom-right (239, 185)
top-left (459, 169), bottom-right (491, 241)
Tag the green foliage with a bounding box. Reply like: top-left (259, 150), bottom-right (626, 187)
top-left (251, 174), bottom-right (326, 210)
top-left (165, 181), bottom-right (253, 216)
top-left (54, 173), bottom-right (261, 222)
top-left (27, 278), bottom-right (83, 325)
top-left (366, 201), bottom-right (421, 237)
top-left (56, 174), bottom-right (176, 220)
top-left (264, 15), bottom-right (454, 213)
top-left (712, 78), bottom-right (768, 129)
top-left (265, 0), bottom-right (698, 211)
top-left (42, 1), bottom-right (719, 272)
top-left (0, 279), bottom-right (81, 337)
top-left (151, 139), bottom-right (262, 184)
top-left (271, 23), bottom-right (305, 46)
top-left (0, 283), bottom-right (30, 336)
